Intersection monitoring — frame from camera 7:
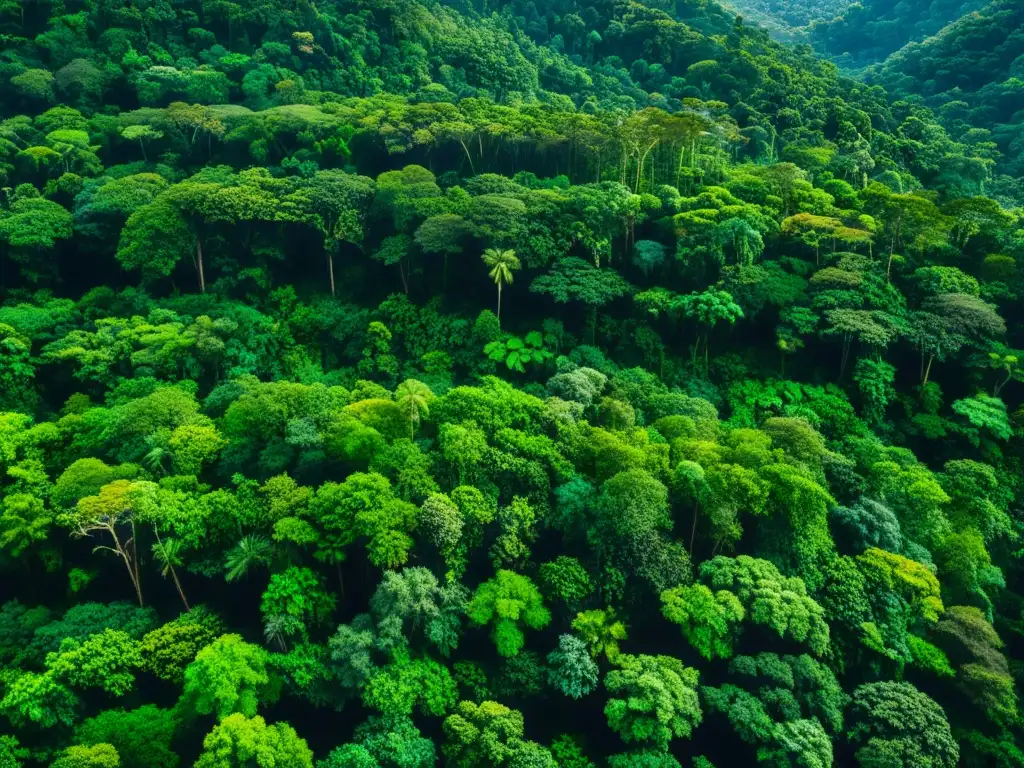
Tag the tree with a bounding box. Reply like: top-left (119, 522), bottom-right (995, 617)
top-left (531, 258), bottom-right (632, 343)
top-left (0, 670), bottom-right (79, 729)
top-left (120, 125), bottom-right (163, 162)
top-left (59, 480), bottom-right (153, 606)
top-left (75, 705), bottom-right (178, 768)
top-left (847, 682), bottom-right (958, 768)
top-left (660, 584), bottom-right (744, 661)
top-left (46, 628), bottom-right (142, 696)
top-left (0, 197), bottom-right (73, 282)
top-left (467, 570), bottom-right (550, 657)
top-left (194, 714), bottom-right (313, 768)
top-left (442, 700), bottom-right (541, 767)
top-left (546, 634), bottom-right (599, 699)
top-left (116, 197), bottom-right (201, 291)
top-left (571, 609), bottom-right (627, 661)
top-left (604, 653), bottom-right (702, 749)
top-left (152, 536), bottom-right (189, 611)
top-left (260, 567), bottom-right (336, 646)
top-left (675, 289), bottom-right (743, 369)
top-left (0, 492), bottom-right (52, 560)
top-left (933, 605), bottom-right (1017, 727)
top-left (481, 248), bottom-right (520, 325)
top-left (281, 170), bottom-right (376, 296)
top-left (50, 745), bottom-right (120, 768)
top-left (362, 654), bottom-right (458, 717)
top-left (351, 714), bottom-right (436, 767)
top-left (181, 634), bottom-right (279, 719)
top-left (395, 379), bottom-right (434, 439)
top-left (415, 214), bottom-right (473, 289)
top-left (699, 556), bottom-right (830, 656)
top-left (538, 557), bottom-right (592, 608)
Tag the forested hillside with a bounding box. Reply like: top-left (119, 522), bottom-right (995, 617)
top-left (866, 0), bottom-right (1024, 178)
top-left (714, 0), bottom-right (851, 40)
top-left (808, 0), bottom-right (987, 68)
top-left (1, 0), bottom-right (1023, 766)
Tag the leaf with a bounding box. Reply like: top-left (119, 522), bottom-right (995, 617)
top-left (524, 330), bottom-right (543, 348)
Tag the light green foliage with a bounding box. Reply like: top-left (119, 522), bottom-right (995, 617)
top-left (906, 636), bottom-right (955, 679)
top-left (260, 567), bottom-right (336, 640)
top-left (660, 584), bottom-right (744, 660)
top-left (50, 744), bottom-right (121, 768)
top-left (467, 571), bottom-right (550, 657)
top-left (0, 735), bottom-right (27, 768)
top-left (194, 714), bottom-right (313, 768)
top-left (312, 472), bottom-right (418, 568)
top-left (699, 556), bottom-right (830, 656)
top-left (442, 700), bottom-right (548, 767)
top-left (46, 629), bottom-right (143, 695)
top-left (0, 670), bottom-right (79, 728)
top-left (604, 653), bottom-right (702, 748)
top-left (484, 332), bottom-right (554, 373)
top-left (571, 609), bottom-right (627, 661)
top-left (0, 492), bottom-right (52, 558)
top-left (856, 548), bottom-right (944, 625)
top-left (362, 654), bottom-right (457, 717)
top-left (182, 634), bottom-right (279, 719)
top-left (549, 735), bottom-right (594, 768)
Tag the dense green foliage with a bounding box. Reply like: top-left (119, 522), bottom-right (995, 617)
top-left (809, 0), bottom-right (988, 67)
top-left (0, 0), bottom-right (1023, 764)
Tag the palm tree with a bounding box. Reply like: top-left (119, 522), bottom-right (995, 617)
top-left (224, 534), bottom-right (272, 582)
top-left (263, 614), bottom-right (292, 652)
top-left (395, 379), bottom-right (434, 439)
top-left (481, 248), bottom-right (520, 325)
top-left (152, 533), bottom-right (189, 611)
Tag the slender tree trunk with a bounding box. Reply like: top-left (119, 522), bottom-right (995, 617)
top-left (110, 527), bottom-right (143, 607)
top-left (994, 369), bottom-right (1011, 397)
top-left (139, 139), bottom-right (147, 162)
top-left (327, 252), bottom-right (336, 297)
top-left (459, 140), bottom-right (476, 174)
top-left (196, 237), bottom-right (206, 294)
top-left (689, 506), bottom-right (699, 556)
top-left (923, 354), bottom-right (934, 387)
top-left (155, 529), bottom-right (189, 611)
top-left (496, 282), bottom-right (502, 324)
top-left (168, 562), bottom-right (189, 611)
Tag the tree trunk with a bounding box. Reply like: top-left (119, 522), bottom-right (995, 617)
top-left (139, 139), bottom-right (147, 162)
top-left (459, 140), bottom-right (476, 174)
top-left (327, 251), bottom-right (336, 297)
top-left (111, 526), bottom-right (143, 607)
top-left (923, 353), bottom-right (934, 386)
top-left (496, 282), bottom-right (502, 325)
top-left (689, 505), bottom-right (699, 556)
top-left (169, 563), bottom-right (189, 611)
top-left (994, 369), bottom-right (1011, 397)
top-left (196, 237), bottom-right (206, 294)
